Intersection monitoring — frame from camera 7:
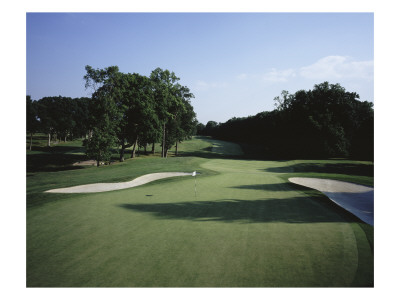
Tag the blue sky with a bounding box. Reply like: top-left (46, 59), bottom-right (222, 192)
top-left (27, 12), bottom-right (374, 124)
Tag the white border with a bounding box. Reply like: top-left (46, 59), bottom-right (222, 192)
top-left (2, 1), bottom-right (399, 299)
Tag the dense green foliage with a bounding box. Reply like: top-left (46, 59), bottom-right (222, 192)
top-left (149, 68), bottom-right (196, 157)
top-left (82, 66), bottom-right (197, 163)
top-left (27, 95), bottom-right (90, 147)
top-left (27, 66), bottom-right (197, 165)
top-left (199, 82), bottom-right (373, 160)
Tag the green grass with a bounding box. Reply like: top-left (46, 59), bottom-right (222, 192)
top-left (26, 136), bottom-right (373, 287)
top-left (265, 159), bottom-right (373, 187)
top-left (26, 135), bottom-right (233, 173)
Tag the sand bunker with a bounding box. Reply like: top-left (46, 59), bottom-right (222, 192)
top-left (45, 172), bottom-right (193, 193)
top-left (72, 160), bottom-right (97, 166)
top-left (289, 177), bottom-right (374, 225)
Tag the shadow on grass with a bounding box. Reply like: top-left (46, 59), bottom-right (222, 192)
top-left (178, 147), bottom-right (245, 159)
top-left (118, 197), bottom-right (349, 224)
top-left (231, 183), bottom-right (292, 192)
top-left (27, 154), bottom-right (86, 172)
top-left (174, 136), bottom-right (246, 159)
top-left (264, 162), bottom-right (373, 177)
top-left (26, 192), bottom-right (79, 208)
top-left (27, 145), bottom-right (87, 172)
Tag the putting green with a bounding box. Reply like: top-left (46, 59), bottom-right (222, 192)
top-left (26, 138), bottom-right (373, 287)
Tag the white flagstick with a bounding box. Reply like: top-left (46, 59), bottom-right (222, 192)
top-left (192, 171), bottom-right (197, 199)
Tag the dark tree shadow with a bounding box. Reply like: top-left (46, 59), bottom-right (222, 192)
top-left (264, 162), bottom-right (373, 177)
top-left (27, 145), bottom-right (86, 172)
top-left (26, 153), bottom-right (86, 172)
top-left (173, 136), bottom-right (246, 159)
top-left (118, 197), bottom-right (349, 224)
top-left (177, 147), bottom-right (224, 159)
top-left (231, 183), bottom-right (293, 192)
top-left (178, 147), bottom-right (245, 159)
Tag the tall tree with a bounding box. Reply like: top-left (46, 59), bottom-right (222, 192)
top-left (83, 90), bottom-right (119, 166)
top-left (54, 97), bottom-right (76, 142)
top-left (82, 65), bottom-right (196, 163)
top-left (125, 74), bottom-right (156, 159)
top-left (108, 72), bottom-right (157, 161)
top-left (172, 97), bottom-right (197, 155)
top-left (150, 68), bottom-right (186, 157)
top-left (84, 65), bottom-right (120, 93)
top-left (71, 97), bottom-right (90, 139)
top-left (204, 121), bottom-right (219, 136)
top-left (196, 122), bottom-right (206, 135)
top-left (83, 66), bottom-right (120, 166)
top-left (36, 97), bottom-right (58, 146)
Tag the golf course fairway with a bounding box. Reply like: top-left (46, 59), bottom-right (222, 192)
top-left (26, 137), bottom-right (373, 287)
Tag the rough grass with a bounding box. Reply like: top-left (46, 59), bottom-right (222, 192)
top-left (26, 136), bottom-right (373, 287)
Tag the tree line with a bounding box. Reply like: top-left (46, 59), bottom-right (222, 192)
top-left (198, 82), bottom-right (373, 160)
top-left (27, 66), bottom-right (197, 166)
top-left (26, 95), bottom-right (90, 149)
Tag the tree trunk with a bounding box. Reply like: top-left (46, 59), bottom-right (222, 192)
top-left (131, 136), bottom-right (138, 158)
top-left (175, 141), bottom-right (178, 156)
top-left (29, 132), bottom-right (33, 151)
top-left (119, 142), bottom-right (126, 162)
top-left (152, 142), bottom-right (155, 154)
top-left (97, 160), bottom-right (100, 167)
top-left (47, 133), bottom-right (51, 147)
top-left (162, 123), bottom-right (166, 158)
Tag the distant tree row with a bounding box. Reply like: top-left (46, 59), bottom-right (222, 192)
top-left (26, 66), bottom-right (197, 166)
top-left (198, 82), bottom-right (373, 160)
top-left (26, 95), bottom-right (90, 150)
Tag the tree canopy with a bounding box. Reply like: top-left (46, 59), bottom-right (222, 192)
top-left (28, 72), bottom-right (372, 163)
top-left (32, 96), bottom-right (90, 147)
top-left (81, 65), bottom-right (197, 164)
top-left (199, 82), bottom-right (373, 160)
top-left (27, 65), bottom-right (198, 166)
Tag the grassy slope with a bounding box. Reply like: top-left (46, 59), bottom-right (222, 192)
top-left (26, 136), bottom-right (373, 287)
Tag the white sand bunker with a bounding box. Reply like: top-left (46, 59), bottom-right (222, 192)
top-left (289, 177), bottom-right (374, 226)
top-left (72, 160), bottom-right (97, 166)
top-left (45, 172), bottom-right (193, 194)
